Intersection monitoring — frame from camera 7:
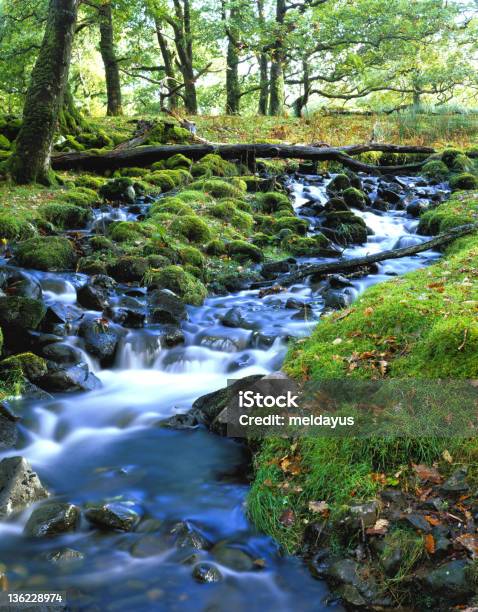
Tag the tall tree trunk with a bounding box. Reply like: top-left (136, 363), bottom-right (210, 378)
top-left (9, 0), bottom-right (78, 184)
top-left (256, 0), bottom-right (269, 115)
top-left (99, 1), bottom-right (123, 116)
top-left (269, 0), bottom-right (286, 116)
top-left (292, 59), bottom-right (309, 117)
top-left (169, 0), bottom-right (198, 114)
top-left (58, 82), bottom-right (90, 134)
top-left (154, 19), bottom-right (179, 110)
top-left (224, 3), bottom-right (240, 114)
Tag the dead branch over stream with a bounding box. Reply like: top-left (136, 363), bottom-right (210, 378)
top-left (272, 223), bottom-right (478, 286)
top-left (52, 143), bottom-right (435, 174)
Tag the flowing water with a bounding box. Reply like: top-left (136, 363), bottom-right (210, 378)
top-left (0, 173), bottom-right (448, 611)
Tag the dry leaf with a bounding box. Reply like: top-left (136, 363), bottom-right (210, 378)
top-left (424, 515), bottom-right (441, 527)
top-left (308, 500), bottom-right (330, 514)
top-left (425, 533), bottom-right (436, 554)
top-left (366, 518), bottom-right (389, 536)
top-left (412, 463), bottom-right (443, 484)
top-left (442, 449), bottom-right (453, 463)
top-left (456, 534), bottom-right (478, 559)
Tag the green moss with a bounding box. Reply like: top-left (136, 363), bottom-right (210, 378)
top-left (109, 221), bottom-right (153, 243)
top-left (191, 154), bottom-right (238, 178)
top-left (205, 238), bottom-right (227, 255)
top-left (118, 167), bottom-right (148, 178)
top-left (283, 233), bottom-right (333, 256)
top-left (422, 160), bottom-right (449, 181)
top-left (275, 216), bottom-right (308, 235)
top-left (451, 154), bottom-right (474, 173)
top-left (100, 177), bottom-right (135, 201)
top-left (175, 190), bottom-right (213, 205)
top-left (166, 125), bottom-right (191, 143)
top-left (143, 171), bottom-right (176, 191)
top-left (77, 256), bottom-right (108, 275)
top-left (89, 236), bottom-right (116, 252)
top-left (41, 203), bottom-right (91, 229)
top-left (327, 173), bottom-right (351, 194)
top-left (0, 352), bottom-right (47, 382)
top-left (150, 197), bottom-right (194, 216)
top-left (189, 179), bottom-right (244, 199)
top-left (449, 173), bottom-right (478, 191)
top-left (227, 240), bottom-right (263, 263)
top-left (145, 265), bottom-right (207, 306)
top-left (179, 246), bottom-right (205, 267)
top-left (165, 153), bottom-right (192, 170)
top-left (0, 213), bottom-right (36, 240)
top-left (256, 192), bottom-right (293, 215)
top-left (343, 187), bottom-right (367, 209)
top-left (0, 296), bottom-right (46, 329)
top-left (74, 175), bottom-right (107, 190)
top-left (108, 255), bottom-right (149, 282)
top-left (441, 148), bottom-right (463, 168)
top-left (63, 135), bottom-right (85, 152)
top-left (170, 215), bottom-right (212, 243)
top-left (14, 236), bottom-right (76, 271)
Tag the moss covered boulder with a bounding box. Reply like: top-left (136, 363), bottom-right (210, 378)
top-left (284, 234), bottom-right (336, 257)
top-left (14, 237), bottom-right (77, 271)
top-left (190, 179), bottom-right (244, 199)
top-left (343, 188), bottom-right (367, 210)
top-left (227, 240), bottom-right (263, 263)
top-left (256, 192), bottom-right (293, 215)
top-left (191, 154), bottom-right (237, 178)
top-left (0, 213), bottom-right (36, 241)
top-left (165, 153), bottom-right (192, 170)
top-left (449, 173), bottom-right (478, 191)
top-left (41, 203), bottom-right (91, 229)
top-left (422, 160), bottom-right (449, 181)
top-left (100, 178), bottom-right (136, 203)
top-left (0, 353), bottom-right (47, 383)
top-left (146, 265), bottom-right (207, 306)
top-left (326, 174), bottom-right (351, 195)
top-left (108, 256), bottom-right (149, 282)
top-left (170, 215), bottom-right (211, 243)
top-left (0, 297), bottom-right (46, 330)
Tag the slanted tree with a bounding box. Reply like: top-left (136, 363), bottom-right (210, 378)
top-left (98, 0), bottom-right (123, 115)
top-left (9, 0), bottom-right (79, 184)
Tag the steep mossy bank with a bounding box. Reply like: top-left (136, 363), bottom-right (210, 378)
top-left (249, 189), bottom-right (478, 609)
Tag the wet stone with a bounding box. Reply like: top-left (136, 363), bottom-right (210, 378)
top-left (85, 502), bottom-right (141, 532)
top-left (170, 521), bottom-right (211, 550)
top-left (130, 534), bottom-right (167, 558)
top-left (211, 543), bottom-right (255, 571)
top-left (192, 563), bottom-right (222, 583)
top-left (44, 548), bottom-right (85, 565)
top-left (41, 343), bottom-right (84, 367)
top-left (0, 456), bottom-right (49, 518)
top-left (441, 468), bottom-right (469, 492)
top-left (77, 284), bottom-right (109, 311)
top-left (24, 502), bottom-right (80, 537)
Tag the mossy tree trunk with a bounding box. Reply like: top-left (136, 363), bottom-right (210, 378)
top-left (224, 2), bottom-right (240, 115)
top-left (154, 19), bottom-right (180, 110)
top-left (9, 0), bottom-right (79, 184)
top-left (292, 59), bottom-right (310, 117)
top-left (98, 1), bottom-right (123, 116)
top-left (58, 83), bottom-right (90, 134)
top-left (256, 0), bottom-right (269, 115)
top-left (268, 0), bottom-right (286, 116)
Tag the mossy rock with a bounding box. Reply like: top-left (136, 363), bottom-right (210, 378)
top-left (179, 246), bottom-right (205, 268)
top-left (256, 192), bottom-right (293, 215)
top-left (283, 234), bottom-right (333, 257)
top-left (326, 174), bottom-right (351, 195)
top-left (166, 125), bottom-right (191, 143)
top-left (0, 296), bottom-right (46, 330)
top-left (205, 239), bottom-right (227, 256)
top-left (343, 187), bottom-right (367, 210)
top-left (41, 203), bottom-right (91, 229)
top-left (0, 214), bottom-right (36, 241)
top-left (251, 232), bottom-right (273, 247)
top-left (117, 167), bottom-right (149, 178)
top-left (77, 130), bottom-right (113, 149)
top-left (170, 215), bottom-right (212, 243)
top-left (0, 352), bottom-right (47, 382)
top-left (150, 198), bottom-right (194, 216)
top-left (189, 179), bottom-right (243, 199)
top-left (191, 154), bottom-right (237, 178)
top-left (57, 189), bottom-right (98, 208)
top-left (77, 257), bottom-right (108, 276)
top-left (108, 256), bottom-right (149, 282)
top-left (62, 135), bottom-right (85, 152)
top-left (227, 240), bottom-right (263, 263)
top-left (143, 171), bottom-right (176, 191)
top-left (441, 148), bottom-right (463, 169)
top-left (275, 216), bottom-right (308, 236)
top-left (100, 178), bottom-right (135, 202)
top-left (89, 236), bottom-right (117, 253)
top-left (422, 160), bottom-right (449, 181)
top-left (14, 236), bottom-right (77, 271)
top-left (0, 134), bottom-right (11, 151)
top-left (165, 154), bottom-right (192, 170)
top-left (449, 173), bottom-right (478, 191)
top-left (145, 265), bottom-right (207, 306)
top-left (109, 221), bottom-right (152, 243)
top-left (417, 209), bottom-right (473, 235)
top-left (74, 175), bottom-right (107, 190)
top-left (175, 190), bottom-right (213, 205)
top-left (451, 154), bottom-right (474, 174)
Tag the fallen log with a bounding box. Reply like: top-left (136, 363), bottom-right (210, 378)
top-left (273, 223), bottom-right (478, 286)
top-left (51, 143), bottom-right (434, 174)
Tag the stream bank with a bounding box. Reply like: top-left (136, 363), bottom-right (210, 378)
top-left (0, 144), bottom-right (476, 610)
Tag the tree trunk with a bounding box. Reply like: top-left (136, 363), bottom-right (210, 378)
top-left (98, 1), bottom-right (123, 116)
top-left (269, 0), bottom-right (286, 116)
top-left (154, 19), bottom-right (179, 110)
top-left (9, 0), bottom-right (78, 184)
top-left (224, 4), bottom-right (240, 114)
top-left (256, 0), bottom-right (269, 115)
top-left (170, 0), bottom-right (198, 114)
top-left (58, 82), bottom-right (90, 134)
top-left (292, 59), bottom-right (310, 117)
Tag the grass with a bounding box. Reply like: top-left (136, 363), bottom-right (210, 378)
top-left (249, 189), bottom-right (478, 553)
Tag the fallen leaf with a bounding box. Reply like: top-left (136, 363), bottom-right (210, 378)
top-left (279, 509), bottom-right (295, 527)
top-left (364, 307), bottom-right (374, 316)
top-left (424, 515), bottom-right (441, 526)
top-left (308, 500), bottom-right (330, 514)
top-left (442, 449), bottom-right (453, 463)
top-left (425, 533), bottom-right (436, 554)
top-left (412, 463), bottom-right (443, 484)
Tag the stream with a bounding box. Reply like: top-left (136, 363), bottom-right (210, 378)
top-left (0, 172), bottom-right (448, 611)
